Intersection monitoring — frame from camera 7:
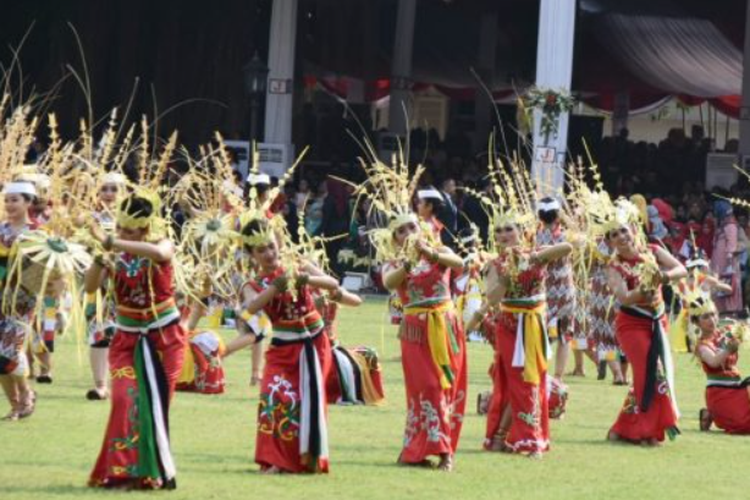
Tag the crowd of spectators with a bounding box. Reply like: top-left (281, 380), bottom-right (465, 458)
top-left (262, 125), bottom-right (750, 311)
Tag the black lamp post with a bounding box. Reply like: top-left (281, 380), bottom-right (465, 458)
top-left (243, 52), bottom-right (269, 144)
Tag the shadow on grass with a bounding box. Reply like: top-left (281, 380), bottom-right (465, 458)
top-left (0, 484), bottom-right (98, 497)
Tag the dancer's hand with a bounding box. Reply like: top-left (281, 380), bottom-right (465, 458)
top-left (88, 221), bottom-right (107, 245)
top-left (271, 274), bottom-right (289, 293)
top-left (726, 338), bottom-right (740, 353)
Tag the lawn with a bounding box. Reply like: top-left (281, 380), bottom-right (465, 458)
top-left (2, 296), bottom-right (748, 500)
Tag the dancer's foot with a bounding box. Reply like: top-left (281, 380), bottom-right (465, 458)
top-left (699, 408), bottom-right (712, 432)
top-left (260, 466), bottom-right (284, 475)
top-left (597, 361), bottom-right (607, 380)
top-left (36, 375), bottom-right (52, 384)
top-left (527, 451), bottom-right (543, 460)
top-left (397, 453), bottom-right (435, 468)
top-left (2, 410), bottom-right (20, 421)
top-left (17, 391), bottom-right (35, 419)
top-left (486, 432), bottom-right (512, 453)
top-left (476, 391), bottom-right (491, 415)
top-left (606, 430), bottom-right (622, 443)
top-left (86, 388), bottom-right (109, 401)
top-left (437, 454), bottom-right (454, 472)
top-left (642, 438), bottom-right (662, 447)
top-left (567, 369), bottom-right (585, 377)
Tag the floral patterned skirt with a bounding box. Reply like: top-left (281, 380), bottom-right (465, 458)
top-left (399, 320), bottom-right (466, 463)
top-left (484, 318), bottom-right (550, 454)
top-left (89, 323), bottom-right (186, 489)
top-left (255, 332), bottom-right (332, 473)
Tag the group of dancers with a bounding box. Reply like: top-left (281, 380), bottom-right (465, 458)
top-left (1, 97), bottom-right (750, 491)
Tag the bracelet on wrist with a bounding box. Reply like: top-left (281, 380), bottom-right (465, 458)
top-left (93, 254), bottom-right (107, 268)
top-left (330, 287), bottom-right (344, 302)
top-left (103, 235), bottom-right (114, 252)
top-left (428, 250), bottom-right (439, 263)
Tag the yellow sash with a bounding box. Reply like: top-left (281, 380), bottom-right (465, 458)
top-left (501, 302), bottom-right (548, 385)
top-left (404, 301), bottom-right (455, 390)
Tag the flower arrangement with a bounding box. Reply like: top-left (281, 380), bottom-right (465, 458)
top-left (523, 87), bottom-right (576, 144)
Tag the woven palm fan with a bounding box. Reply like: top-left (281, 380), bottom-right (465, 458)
top-left (13, 232), bottom-right (92, 294)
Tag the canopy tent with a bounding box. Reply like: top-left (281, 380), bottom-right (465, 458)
top-left (301, 0), bottom-right (747, 117)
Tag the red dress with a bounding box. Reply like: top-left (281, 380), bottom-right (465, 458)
top-left (89, 253), bottom-right (186, 489)
top-left (698, 332), bottom-right (750, 434)
top-left (395, 258), bottom-right (467, 463)
top-left (484, 248), bottom-right (551, 454)
top-left (251, 267), bottom-right (332, 473)
top-left (608, 246), bottom-right (679, 443)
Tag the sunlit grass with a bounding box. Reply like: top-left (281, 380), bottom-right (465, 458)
top-left (2, 296), bottom-right (748, 500)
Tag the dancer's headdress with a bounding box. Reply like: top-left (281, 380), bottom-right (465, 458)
top-left (343, 142), bottom-right (431, 263)
top-left (114, 118), bottom-right (177, 238)
top-left (591, 197), bottom-right (642, 237)
top-left (686, 289), bottom-right (716, 318)
top-left (464, 152), bottom-right (537, 249)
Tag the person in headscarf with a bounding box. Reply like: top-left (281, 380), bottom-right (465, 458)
top-left (710, 199), bottom-right (743, 314)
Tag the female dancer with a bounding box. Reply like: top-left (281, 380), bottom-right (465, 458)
top-left (670, 253), bottom-right (732, 353)
top-left (604, 203), bottom-right (686, 446)
top-left (0, 182), bottom-right (38, 420)
top-left (85, 172), bottom-right (126, 400)
top-left (536, 197), bottom-right (577, 379)
top-left (588, 237), bottom-right (627, 384)
top-left (382, 213), bottom-right (466, 471)
top-left (471, 210), bottom-right (573, 458)
top-left (239, 217), bottom-right (339, 474)
top-left (87, 193), bottom-right (186, 489)
top-left (689, 292), bottom-right (750, 434)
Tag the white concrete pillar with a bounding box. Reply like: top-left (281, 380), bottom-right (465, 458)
top-left (739, 0), bottom-right (750, 164)
top-left (530, 0), bottom-right (576, 194)
top-left (264, 0), bottom-right (297, 161)
top-left (388, 0), bottom-right (418, 137)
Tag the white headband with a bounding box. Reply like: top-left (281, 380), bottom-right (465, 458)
top-left (687, 259), bottom-right (709, 269)
top-left (102, 172), bottom-right (127, 185)
top-left (222, 180), bottom-right (243, 198)
top-left (417, 189), bottom-right (443, 201)
top-left (247, 173), bottom-right (270, 185)
top-left (538, 198), bottom-right (561, 212)
top-left (3, 182), bottom-right (37, 197)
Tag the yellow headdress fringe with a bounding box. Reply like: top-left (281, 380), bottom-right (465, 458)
top-left (686, 289), bottom-right (716, 318)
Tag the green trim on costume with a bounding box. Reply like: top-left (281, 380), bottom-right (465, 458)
top-left (134, 339), bottom-right (159, 480)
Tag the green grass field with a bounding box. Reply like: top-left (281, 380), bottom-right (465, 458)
top-left (2, 296), bottom-right (748, 500)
